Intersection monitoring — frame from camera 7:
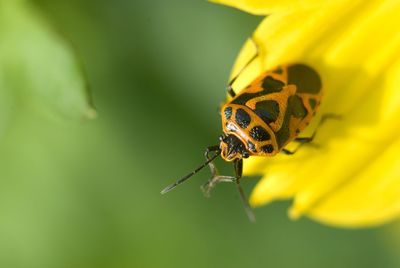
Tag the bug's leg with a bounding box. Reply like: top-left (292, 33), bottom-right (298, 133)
top-left (226, 85), bottom-right (236, 98)
top-left (282, 139), bottom-right (317, 155)
top-left (202, 145), bottom-right (245, 197)
top-left (282, 114), bottom-right (342, 155)
top-left (201, 173), bottom-right (237, 197)
top-left (281, 148), bottom-right (297, 155)
top-left (202, 176), bottom-right (237, 197)
top-left (201, 175), bottom-right (236, 197)
top-left (201, 146), bottom-right (230, 197)
top-left (204, 145), bottom-right (220, 177)
top-left (294, 114), bottom-right (342, 144)
top-left (226, 36), bottom-right (260, 97)
top-left (234, 159), bottom-right (256, 222)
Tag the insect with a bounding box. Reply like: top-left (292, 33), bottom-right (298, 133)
top-left (161, 39), bottom-right (325, 221)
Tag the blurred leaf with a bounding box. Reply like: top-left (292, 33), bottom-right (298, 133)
top-left (0, 0), bottom-right (95, 124)
top-left (0, 65), bottom-right (12, 140)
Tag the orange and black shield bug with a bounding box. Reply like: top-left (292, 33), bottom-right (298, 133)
top-left (161, 38), bottom-right (326, 221)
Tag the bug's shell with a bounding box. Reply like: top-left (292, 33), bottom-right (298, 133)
top-left (220, 64), bottom-right (322, 161)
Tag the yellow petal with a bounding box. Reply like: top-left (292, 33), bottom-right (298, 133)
top-left (226, 0), bottom-right (400, 227)
top-left (211, 0), bottom-right (330, 15)
top-left (290, 57), bottom-right (400, 227)
top-left (307, 135), bottom-right (400, 227)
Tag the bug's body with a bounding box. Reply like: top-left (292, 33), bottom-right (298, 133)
top-left (161, 40), bottom-right (326, 221)
top-left (219, 64), bottom-right (322, 161)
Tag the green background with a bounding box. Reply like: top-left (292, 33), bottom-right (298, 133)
top-left (1, 0), bottom-right (400, 267)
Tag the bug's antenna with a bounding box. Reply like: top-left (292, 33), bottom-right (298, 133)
top-left (236, 182), bottom-right (256, 222)
top-left (161, 151), bottom-right (221, 195)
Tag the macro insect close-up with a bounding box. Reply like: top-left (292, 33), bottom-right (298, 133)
top-left (161, 42), bottom-right (328, 221)
top-left (1, 0), bottom-right (400, 267)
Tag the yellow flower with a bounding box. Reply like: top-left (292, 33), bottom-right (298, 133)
top-left (212, 0), bottom-right (400, 228)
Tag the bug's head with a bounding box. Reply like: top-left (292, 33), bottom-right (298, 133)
top-left (219, 134), bottom-right (249, 161)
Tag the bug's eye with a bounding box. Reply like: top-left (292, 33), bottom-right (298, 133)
top-left (242, 151), bottom-right (249, 158)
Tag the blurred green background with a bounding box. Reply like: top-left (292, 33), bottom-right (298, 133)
top-left (1, 0), bottom-right (400, 267)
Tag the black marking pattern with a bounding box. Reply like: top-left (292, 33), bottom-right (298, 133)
top-left (287, 64), bottom-right (322, 94)
top-left (275, 95), bottom-right (308, 148)
top-left (249, 126), bottom-right (271, 141)
top-left (231, 76), bottom-right (285, 106)
top-left (224, 106), bottom-right (232, 120)
top-left (247, 140), bottom-right (256, 152)
top-left (235, 108), bottom-right (251, 129)
top-left (261, 144), bottom-right (274, 153)
top-left (254, 100), bottom-right (280, 124)
top-left (272, 66), bottom-right (283, 74)
top-left (309, 98), bottom-right (317, 109)
top-left (275, 106), bottom-right (292, 148)
top-left (288, 95), bottom-right (307, 118)
top-left (261, 76), bottom-right (285, 92)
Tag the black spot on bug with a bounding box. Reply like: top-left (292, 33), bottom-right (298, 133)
top-left (249, 126), bottom-right (271, 141)
top-left (254, 100), bottom-right (280, 124)
top-left (275, 106), bottom-right (292, 149)
top-left (235, 108), bottom-right (251, 128)
top-left (231, 93), bottom-right (256, 105)
top-left (287, 64), bottom-right (322, 94)
top-left (261, 144), bottom-right (274, 153)
top-left (231, 76), bottom-right (285, 106)
top-left (288, 95), bottom-right (307, 118)
top-left (247, 140), bottom-right (256, 152)
top-left (309, 98), bottom-right (317, 109)
top-left (231, 76), bottom-right (285, 105)
top-left (272, 66), bottom-right (283, 74)
top-left (261, 76), bottom-right (285, 92)
top-left (224, 106), bottom-right (232, 120)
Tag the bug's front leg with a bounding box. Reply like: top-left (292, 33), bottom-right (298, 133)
top-left (201, 146), bottom-right (236, 197)
top-left (233, 159), bottom-right (256, 222)
top-left (204, 145), bottom-right (220, 177)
